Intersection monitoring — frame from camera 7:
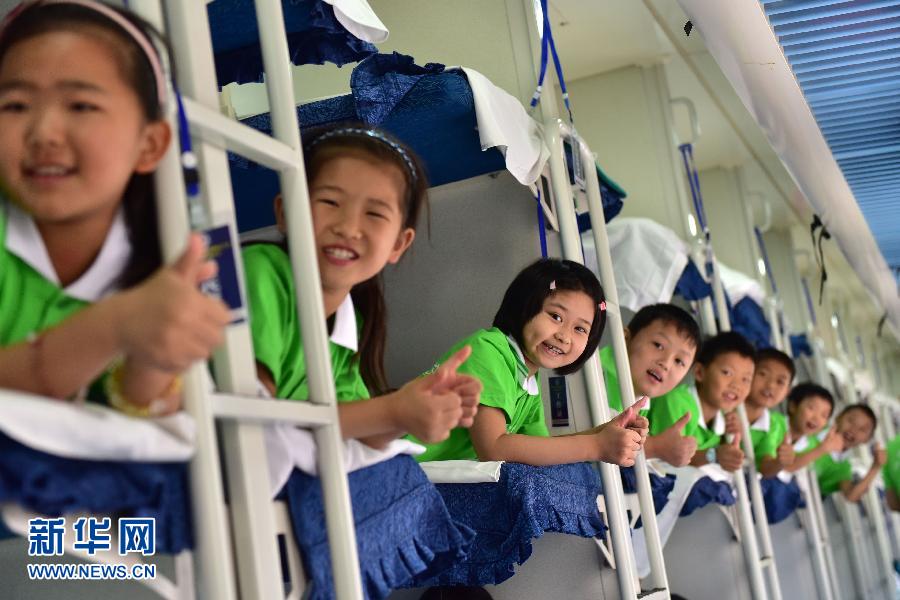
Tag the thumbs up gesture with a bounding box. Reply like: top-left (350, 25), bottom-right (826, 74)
top-left (776, 438), bottom-right (795, 468)
top-left (117, 233), bottom-right (230, 372)
top-left (716, 431), bottom-right (745, 472)
top-left (650, 411), bottom-right (698, 467)
top-left (621, 396), bottom-right (649, 445)
top-left (591, 400), bottom-right (646, 467)
top-left (820, 425), bottom-right (845, 453)
top-left (392, 346), bottom-right (481, 443)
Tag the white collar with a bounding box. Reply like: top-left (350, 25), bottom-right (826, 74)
top-left (750, 408), bottom-right (771, 432)
top-left (4, 202), bottom-right (130, 302)
top-left (506, 335), bottom-right (540, 395)
top-left (692, 385), bottom-right (726, 435)
top-left (330, 294), bottom-right (358, 352)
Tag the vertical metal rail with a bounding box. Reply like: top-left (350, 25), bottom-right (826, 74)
top-left (162, 2), bottom-right (285, 596)
top-left (707, 250), bottom-right (770, 600)
top-left (577, 132), bottom-right (670, 597)
top-left (252, 0), bottom-right (364, 596)
top-left (835, 494), bottom-right (874, 599)
top-left (808, 472), bottom-right (843, 599)
top-left (796, 468), bottom-right (836, 600)
top-left (134, 1), bottom-right (364, 597)
top-left (735, 201), bottom-right (784, 600)
top-left (129, 1), bottom-right (237, 597)
top-left (739, 408), bottom-right (783, 600)
top-left (543, 121), bottom-right (642, 599)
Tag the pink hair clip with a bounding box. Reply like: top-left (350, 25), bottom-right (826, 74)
top-left (549, 280), bottom-right (557, 290)
top-left (599, 300), bottom-right (607, 311)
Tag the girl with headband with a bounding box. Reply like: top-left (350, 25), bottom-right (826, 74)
top-left (244, 124), bottom-right (482, 446)
top-left (0, 1), bottom-right (230, 415)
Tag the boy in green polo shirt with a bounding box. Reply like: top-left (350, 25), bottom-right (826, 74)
top-left (809, 404), bottom-right (884, 501)
top-left (600, 303), bottom-right (701, 467)
top-left (744, 348), bottom-right (795, 477)
top-left (649, 331), bottom-right (756, 472)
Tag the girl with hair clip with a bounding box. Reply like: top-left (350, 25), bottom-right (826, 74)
top-left (415, 258), bottom-right (648, 467)
top-left (0, 0), bottom-right (229, 416)
top-left (244, 124), bottom-right (481, 447)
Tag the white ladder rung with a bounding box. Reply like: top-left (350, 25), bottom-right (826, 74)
top-left (212, 393), bottom-right (335, 426)
top-left (182, 96), bottom-right (299, 171)
top-left (638, 589), bottom-right (669, 600)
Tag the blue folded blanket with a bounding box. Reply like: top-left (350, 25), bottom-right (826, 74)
top-left (410, 462), bottom-right (606, 587)
top-left (283, 454), bottom-right (474, 600)
top-left (208, 0), bottom-right (376, 86)
top-left (0, 432), bottom-right (192, 553)
top-left (759, 477), bottom-right (805, 524)
top-left (680, 476), bottom-right (736, 517)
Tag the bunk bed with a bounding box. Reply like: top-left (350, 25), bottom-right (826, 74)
top-left (225, 51), bottom-right (626, 596)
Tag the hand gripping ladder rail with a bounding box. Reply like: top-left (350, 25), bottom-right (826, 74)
top-left (128, 1), bottom-right (364, 598)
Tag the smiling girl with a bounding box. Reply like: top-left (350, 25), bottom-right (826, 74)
top-left (414, 258), bottom-right (646, 467)
top-left (243, 124), bottom-right (480, 447)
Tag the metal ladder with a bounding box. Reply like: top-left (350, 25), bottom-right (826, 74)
top-left (129, 1), bottom-right (364, 598)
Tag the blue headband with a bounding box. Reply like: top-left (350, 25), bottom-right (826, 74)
top-left (305, 127), bottom-right (419, 188)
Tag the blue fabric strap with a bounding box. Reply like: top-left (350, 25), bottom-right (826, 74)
top-left (535, 190), bottom-right (548, 259)
top-left (679, 142), bottom-right (716, 282)
top-left (529, 0), bottom-right (574, 124)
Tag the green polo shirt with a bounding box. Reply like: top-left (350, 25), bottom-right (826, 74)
top-left (242, 243), bottom-right (368, 402)
top-left (750, 409), bottom-right (788, 468)
top-left (413, 327), bottom-right (548, 462)
top-left (882, 436), bottom-right (900, 497)
top-left (0, 204), bottom-right (89, 346)
top-left (813, 438), bottom-right (853, 496)
top-left (0, 202), bottom-right (108, 403)
top-left (649, 384), bottom-right (723, 451)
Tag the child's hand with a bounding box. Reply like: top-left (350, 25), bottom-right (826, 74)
top-left (117, 234), bottom-right (230, 372)
top-left (392, 346), bottom-right (474, 443)
top-left (592, 408), bottom-right (643, 466)
top-left (716, 433), bottom-right (745, 472)
top-left (776, 438), bottom-right (795, 468)
top-left (873, 443), bottom-right (887, 468)
top-left (624, 397), bottom-right (649, 445)
top-left (820, 426), bottom-right (845, 454)
top-left (427, 346), bottom-right (481, 428)
top-left (724, 411), bottom-right (741, 436)
top-left (652, 412), bottom-right (698, 467)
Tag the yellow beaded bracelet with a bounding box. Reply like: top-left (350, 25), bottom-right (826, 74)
top-left (104, 360), bottom-right (182, 418)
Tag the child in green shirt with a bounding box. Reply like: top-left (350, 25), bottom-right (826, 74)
top-left (783, 389), bottom-right (884, 500)
top-left (780, 382), bottom-right (835, 473)
top-left (650, 331), bottom-right (756, 472)
top-left (745, 348), bottom-right (795, 477)
top-left (600, 303), bottom-right (701, 466)
top-left (813, 404), bottom-right (884, 501)
top-left (0, 3), bottom-right (231, 416)
top-left (244, 125), bottom-right (481, 448)
top-left (416, 258), bottom-right (647, 466)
